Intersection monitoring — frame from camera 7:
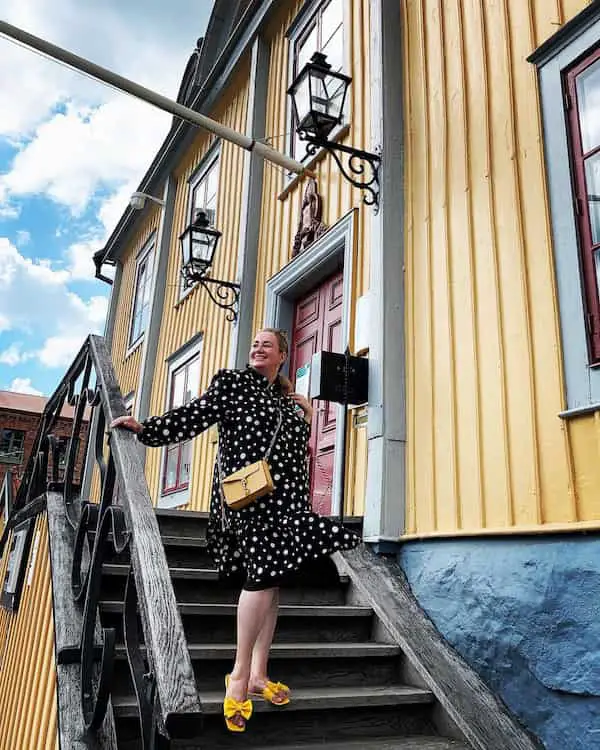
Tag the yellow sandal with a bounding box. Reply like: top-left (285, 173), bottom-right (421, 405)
top-left (249, 680), bottom-right (290, 706)
top-left (224, 675), bottom-right (253, 732)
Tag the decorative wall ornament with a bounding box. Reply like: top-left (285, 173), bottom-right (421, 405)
top-left (292, 178), bottom-right (328, 258)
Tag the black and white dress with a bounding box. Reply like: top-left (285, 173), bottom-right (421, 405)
top-left (138, 366), bottom-right (360, 589)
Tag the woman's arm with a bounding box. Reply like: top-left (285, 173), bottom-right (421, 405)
top-left (110, 369), bottom-right (236, 447)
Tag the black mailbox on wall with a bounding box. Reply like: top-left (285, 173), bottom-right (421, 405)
top-left (309, 350), bottom-right (369, 405)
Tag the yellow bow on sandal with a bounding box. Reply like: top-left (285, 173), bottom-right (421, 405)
top-left (249, 680), bottom-right (290, 706)
top-left (224, 675), bottom-right (253, 732)
top-left (223, 696), bottom-right (253, 732)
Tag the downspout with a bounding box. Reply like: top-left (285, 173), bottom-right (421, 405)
top-left (81, 256), bottom-right (123, 500)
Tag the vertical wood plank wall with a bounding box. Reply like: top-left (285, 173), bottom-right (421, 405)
top-left (404, 0), bottom-right (600, 536)
top-left (253, 0), bottom-right (373, 516)
top-left (0, 516), bottom-right (57, 749)
top-left (144, 60), bottom-right (251, 511)
top-left (90, 207), bottom-right (162, 503)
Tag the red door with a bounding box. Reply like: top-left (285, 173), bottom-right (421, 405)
top-left (289, 269), bottom-right (343, 514)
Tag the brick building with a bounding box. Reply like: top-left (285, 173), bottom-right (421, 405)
top-left (0, 391), bottom-right (89, 491)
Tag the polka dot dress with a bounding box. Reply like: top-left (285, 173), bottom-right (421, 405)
top-left (138, 366), bottom-right (360, 590)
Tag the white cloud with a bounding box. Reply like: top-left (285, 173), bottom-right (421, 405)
top-left (0, 343), bottom-right (31, 366)
top-left (9, 377), bottom-right (43, 396)
top-left (1, 99), bottom-right (168, 214)
top-left (0, 238), bottom-right (108, 366)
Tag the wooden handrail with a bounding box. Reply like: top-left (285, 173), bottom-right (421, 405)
top-left (87, 335), bottom-right (202, 732)
top-left (3, 334), bottom-right (202, 742)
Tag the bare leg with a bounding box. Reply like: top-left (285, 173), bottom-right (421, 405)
top-left (249, 588), bottom-right (288, 703)
top-left (226, 588), bottom-right (277, 727)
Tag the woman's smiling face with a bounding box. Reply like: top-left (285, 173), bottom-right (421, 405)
top-left (249, 330), bottom-right (286, 381)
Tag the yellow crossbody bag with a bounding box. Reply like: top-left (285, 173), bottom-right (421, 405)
top-left (218, 410), bottom-right (282, 511)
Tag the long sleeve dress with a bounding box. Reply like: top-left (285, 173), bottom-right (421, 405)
top-left (137, 366), bottom-right (360, 590)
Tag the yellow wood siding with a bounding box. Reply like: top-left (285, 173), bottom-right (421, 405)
top-left (111, 205), bottom-right (162, 399)
top-left (404, 0), bottom-right (599, 537)
top-left (251, 0), bottom-right (372, 516)
top-left (90, 207), bottom-right (162, 502)
top-left (144, 60), bottom-right (251, 511)
top-left (0, 516), bottom-right (58, 750)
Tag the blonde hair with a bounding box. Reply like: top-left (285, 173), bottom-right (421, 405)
top-left (258, 328), bottom-right (293, 394)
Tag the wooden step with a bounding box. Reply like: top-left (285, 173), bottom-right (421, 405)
top-left (247, 739), bottom-right (469, 750)
top-left (100, 563), bottom-right (349, 605)
top-left (113, 685), bottom-right (438, 748)
top-left (110, 641), bottom-right (403, 693)
top-left (100, 602), bottom-right (375, 644)
top-left (154, 508), bottom-right (209, 539)
top-left (98, 535), bottom-right (216, 569)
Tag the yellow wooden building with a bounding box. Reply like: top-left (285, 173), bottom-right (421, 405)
top-left (2, 1), bottom-right (600, 748)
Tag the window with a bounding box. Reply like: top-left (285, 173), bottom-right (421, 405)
top-left (129, 240), bottom-right (155, 348)
top-left (530, 6), bottom-right (600, 412)
top-left (566, 48), bottom-right (600, 362)
top-left (289, 0), bottom-right (346, 161)
top-left (162, 350), bottom-right (202, 498)
top-left (0, 429), bottom-right (25, 464)
top-left (180, 153), bottom-right (220, 298)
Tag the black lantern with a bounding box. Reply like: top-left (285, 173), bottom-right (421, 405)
top-left (179, 210), bottom-right (221, 281)
top-left (178, 210), bottom-right (240, 322)
top-left (288, 52), bottom-right (351, 140)
top-left (288, 52), bottom-right (381, 210)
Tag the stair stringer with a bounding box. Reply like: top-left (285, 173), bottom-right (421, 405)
top-left (47, 491), bottom-right (118, 750)
top-left (334, 546), bottom-right (543, 750)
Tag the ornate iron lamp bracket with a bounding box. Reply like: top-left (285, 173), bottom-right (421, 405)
top-left (299, 130), bottom-right (381, 211)
top-left (181, 272), bottom-right (241, 323)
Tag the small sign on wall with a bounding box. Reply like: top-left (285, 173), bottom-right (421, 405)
top-left (295, 363), bottom-right (311, 399)
top-left (1, 518), bottom-right (35, 612)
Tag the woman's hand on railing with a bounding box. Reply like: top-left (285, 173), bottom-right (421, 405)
top-left (110, 415), bottom-right (144, 434)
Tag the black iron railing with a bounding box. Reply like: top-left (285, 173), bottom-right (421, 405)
top-left (0, 334), bottom-right (201, 747)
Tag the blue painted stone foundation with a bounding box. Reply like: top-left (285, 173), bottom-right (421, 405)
top-left (397, 536), bottom-right (600, 750)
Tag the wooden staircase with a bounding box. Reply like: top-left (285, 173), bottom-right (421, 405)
top-left (98, 509), bottom-right (471, 749)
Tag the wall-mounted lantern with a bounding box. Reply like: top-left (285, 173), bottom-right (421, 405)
top-left (288, 52), bottom-right (381, 210)
top-left (179, 210), bottom-right (240, 323)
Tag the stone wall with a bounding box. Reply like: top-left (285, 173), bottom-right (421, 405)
top-left (398, 536), bottom-right (600, 750)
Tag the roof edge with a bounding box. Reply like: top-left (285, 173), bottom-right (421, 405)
top-left (99, 0), bottom-right (266, 266)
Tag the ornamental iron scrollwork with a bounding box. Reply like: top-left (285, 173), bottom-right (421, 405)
top-left (180, 269), bottom-right (241, 323)
top-left (6, 335), bottom-right (201, 747)
top-left (298, 130), bottom-right (381, 211)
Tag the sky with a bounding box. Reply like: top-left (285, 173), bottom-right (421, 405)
top-left (0, 0), bottom-right (214, 397)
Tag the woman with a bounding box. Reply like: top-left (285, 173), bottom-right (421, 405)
top-left (110, 328), bottom-right (360, 732)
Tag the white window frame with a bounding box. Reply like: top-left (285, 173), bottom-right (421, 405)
top-left (0, 428), bottom-right (25, 465)
top-left (531, 5), bottom-right (600, 416)
top-left (178, 145), bottom-right (221, 301)
top-left (127, 236), bottom-right (155, 354)
top-left (158, 334), bottom-right (203, 508)
top-left (284, 0), bottom-right (350, 187)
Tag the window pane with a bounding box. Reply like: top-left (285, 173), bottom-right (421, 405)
top-left (164, 448), bottom-right (179, 490)
top-left (172, 368), bottom-right (186, 409)
top-left (585, 153), bottom-right (600, 246)
top-left (297, 25), bottom-right (318, 71)
top-left (576, 59), bottom-right (600, 153)
top-left (0, 429), bottom-right (25, 463)
top-left (185, 356), bottom-right (201, 404)
top-left (322, 26), bottom-right (344, 72)
top-left (179, 441), bottom-right (191, 486)
top-left (206, 164), bottom-right (219, 204)
top-left (321, 0), bottom-right (343, 50)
